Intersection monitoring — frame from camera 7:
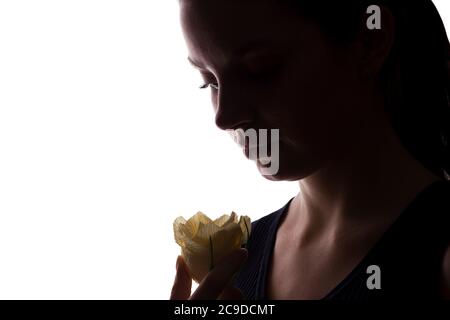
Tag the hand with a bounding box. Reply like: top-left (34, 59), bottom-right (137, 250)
top-left (170, 248), bottom-right (248, 300)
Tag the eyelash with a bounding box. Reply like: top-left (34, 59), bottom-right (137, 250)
top-left (199, 82), bottom-right (219, 90)
top-left (197, 64), bottom-right (281, 91)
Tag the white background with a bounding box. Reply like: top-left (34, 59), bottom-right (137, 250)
top-left (0, 1), bottom-right (448, 299)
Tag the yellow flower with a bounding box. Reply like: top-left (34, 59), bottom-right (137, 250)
top-left (173, 211), bottom-right (251, 283)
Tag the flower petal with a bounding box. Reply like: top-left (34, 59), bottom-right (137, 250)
top-left (239, 215), bottom-right (251, 244)
top-left (192, 221), bottom-right (221, 245)
top-left (181, 246), bottom-right (210, 283)
top-left (222, 211), bottom-right (238, 227)
top-left (210, 223), bottom-right (243, 267)
top-left (173, 216), bottom-right (198, 247)
top-left (189, 211), bottom-right (213, 226)
top-left (173, 211), bottom-right (252, 284)
top-left (213, 214), bottom-right (231, 227)
top-left (173, 216), bottom-right (187, 247)
top-left (213, 212), bottom-right (237, 227)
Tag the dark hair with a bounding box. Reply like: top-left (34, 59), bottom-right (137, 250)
top-left (282, 0), bottom-right (450, 180)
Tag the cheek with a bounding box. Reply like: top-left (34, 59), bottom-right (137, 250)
top-left (265, 61), bottom-right (363, 159)
top-left (210, 92), bottom-right (217, 111)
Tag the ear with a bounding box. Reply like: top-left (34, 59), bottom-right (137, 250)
top-left (357, 5), bottom-right (396, 80)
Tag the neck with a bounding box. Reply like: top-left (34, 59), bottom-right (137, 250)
top-left (288, 109), bottom-right (441, 247)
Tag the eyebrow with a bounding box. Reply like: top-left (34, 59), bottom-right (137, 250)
top-left (187, 38), bottom-right (280, 70)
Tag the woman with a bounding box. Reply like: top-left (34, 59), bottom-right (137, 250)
top-left (170, 0), bottom-right (450, 300)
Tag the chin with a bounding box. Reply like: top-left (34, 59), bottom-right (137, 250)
top-left (256, 158), bottom-right (315, 182)
top-left (256, 162), bottom-right (295, 181)
top-left (260, 172), bottom-right (305, 182)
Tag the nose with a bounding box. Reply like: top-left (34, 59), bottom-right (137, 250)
top-left (214, 82), bottom-right (254, 131)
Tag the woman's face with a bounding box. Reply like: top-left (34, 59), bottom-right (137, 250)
top-left (180, 0), bottom-right (374, 181)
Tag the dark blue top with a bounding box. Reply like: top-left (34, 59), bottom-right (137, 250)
top-left (232, 180), bottom-right (450, 300)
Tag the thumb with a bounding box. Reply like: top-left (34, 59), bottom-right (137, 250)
top-left (170, 255), bottom-right (192, 300)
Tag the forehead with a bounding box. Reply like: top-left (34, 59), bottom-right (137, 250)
top-left (180, 0), bottom-right (305, 67)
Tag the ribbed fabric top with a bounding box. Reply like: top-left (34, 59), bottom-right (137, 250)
top-left (232, 180), bottom-right (450, 300)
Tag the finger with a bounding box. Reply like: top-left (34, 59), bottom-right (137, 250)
top-left (170, 255), bottom-right (192, 300)
top-left (190, 248), bottom-right (248, 300)
top-left (218, 285), bottom-right (244, 300)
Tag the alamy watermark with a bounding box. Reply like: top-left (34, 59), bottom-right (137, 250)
top-left (367, 5), bottom-right (381, 30)
top-left (227, 128), bottom-right (280, 176)
top-left (366, 265), bottom-right (382, 290)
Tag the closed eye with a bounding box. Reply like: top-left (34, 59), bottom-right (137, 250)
top-left (199, 82), bottom-right (219, 90)
top-left (197, 70), bottom-right (219, 91)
